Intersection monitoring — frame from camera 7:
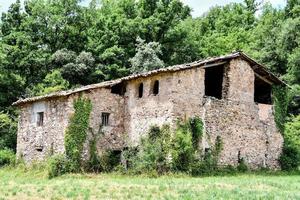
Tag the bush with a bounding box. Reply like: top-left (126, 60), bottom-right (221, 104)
top-left (99, 150), bottom-right (122, 172)
top-left (172, 125), bottom-right (194, 172)
top-left (280, 115), bottom-right (300, 171)
top-left (131, 125), bottom-right (173, 174)
top-left (279, 144), bottom-right (300, 171)
top-left (0, 149), bottom-right (15, 167)
top-left (123, 118), bottom-right (205, 175)
top-left (48, 154), bottom-right (70, 179)
top-left (0, 113), bottom-right (17, 151)
top-left (87, 138), bottom-right (102, 173)
top-left (237, 158), bottom-right (248, 172)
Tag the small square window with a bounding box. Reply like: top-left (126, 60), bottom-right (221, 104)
top-left (37, 112), bottom-right (44, 126)
top-left (102, 113), bottom-right (110, 126)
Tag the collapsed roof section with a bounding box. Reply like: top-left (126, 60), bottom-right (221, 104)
top-left (13, 51), bottom-right (286, 106)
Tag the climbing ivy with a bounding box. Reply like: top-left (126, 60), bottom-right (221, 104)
top-left (188, 117), bottom-right (204, 149)
top-left (64, 97), bottom-right (92, 171)
top-left (273, 85), bottom-right (289, 133)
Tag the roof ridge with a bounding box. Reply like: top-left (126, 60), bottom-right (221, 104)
top-left (12, 52), bottom-right (285, 106)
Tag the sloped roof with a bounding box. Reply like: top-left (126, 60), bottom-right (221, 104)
top-left (13, 51), bottom-right (285, 106)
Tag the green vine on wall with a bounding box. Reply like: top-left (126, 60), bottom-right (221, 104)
top-left (273, 85), bottom-right (289, 133)
top-left (65, 97), bottom-right (92, 171)
top-left (188, 117), bottom-right (204, 149)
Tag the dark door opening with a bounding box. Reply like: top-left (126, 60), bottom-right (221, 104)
top-left (205, 65), bottom-right (224, 99)
top-left (254, 76), bottom-right (272, 104)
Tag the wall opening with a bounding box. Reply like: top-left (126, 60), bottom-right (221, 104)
top-left (254, 76), bottom-right (272, 104)
top-left (36, 112), bottom-right (44, 126)
top-left (238, 150), bottom-right (241, 163)
top-left (153, 80), bottom-right (159, 95)
top-left (101, 112), bottom-right (110, 126)
top-left (111, 82), bottom-right (126, 96)
top-left (138, 83), bottom-right (143, 98)
top-left (205, 65), bottom-right (224, 99)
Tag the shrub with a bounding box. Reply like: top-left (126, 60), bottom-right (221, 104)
top-left (237, 158), bottom-right (248, 172)
top-left (48, 154), bottom-right (70, 179)
top-left (0, 149), bottom-right (15, 167)
top-left (280, 115), bottom-right (300, 171)
top-left (0, 113), bottom-right (17, 151)
top-left (99, 150), bottom-right (122, 172)
top-left (191, 136), bottom-right (223, 176)
top-left (188, 117), bottom-right (204, 149)
top-left (279, 144), bottom-right (300, 171)
top-left (124, 118), bottom-right (205, 175)
top-left (87, 138), bottom-right (102, 173)
top-left (132, 125), bottom-right (173, 174)
top-left (172, 125), bottom-right (194, 172)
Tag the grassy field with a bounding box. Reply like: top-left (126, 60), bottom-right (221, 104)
top-left (0, 167), bottom-right (299, 200)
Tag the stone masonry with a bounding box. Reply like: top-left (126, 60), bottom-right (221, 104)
top-left (14, 52), bottom-right (284, 169)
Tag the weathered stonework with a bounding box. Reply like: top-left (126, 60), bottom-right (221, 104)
top-left (15, 52), bottom-right (284, 169)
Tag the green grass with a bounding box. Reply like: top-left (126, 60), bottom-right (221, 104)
top-left (0, 167), bottom-right (299, 200)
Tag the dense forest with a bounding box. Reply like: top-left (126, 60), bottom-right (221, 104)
top-left (0, 0), bottom-right (299, 162)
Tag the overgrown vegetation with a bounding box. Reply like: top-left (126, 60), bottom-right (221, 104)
top-left (280, 115), bottom-right (300, 171)
top-left (120, 117), bottom-right (227, 176)
top-left (0, 149), bottom-right (15, 167)
top-left (273, 85), bottom-right (290, 133)
top-left (48, 97), bottom-right (93, 178)
top-left (64, 97), bottom-right (92, 172)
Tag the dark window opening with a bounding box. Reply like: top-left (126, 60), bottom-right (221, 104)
top-left (36, 147), bottom-right (43, 152)
top-left (110, 150), bottom-right (122, 169)
top-left (153, 80), bottom-right (159, 95)
top-left (111, 82), bottom-right (126, 96)
top-left (204, 147), bottom-right (211, 160)
top-left (138, 83), bottom-right (143, 98)
top-left (37, 112), bottom-right (44, 126)
top-left (254, 76), bottom-right (272, 104)
top-left (101, 112), bottom-right (110, 126)
top-left (205, 65), bottom-right (224, 99)
top-left (238, 150), bottom-right (241, 163)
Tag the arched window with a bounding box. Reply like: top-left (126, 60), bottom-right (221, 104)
top-left (138, 83), bottom-right (143, 98)
top-left (153, 80), bottom-right (159, 95)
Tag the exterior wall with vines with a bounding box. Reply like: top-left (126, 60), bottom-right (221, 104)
top-left (16, 58), bottom-right (283, 169)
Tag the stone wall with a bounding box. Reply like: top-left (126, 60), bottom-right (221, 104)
top-left (202, 98), bottom-right (283, 169)
top-left (16, 57), bottom-right (283, 168)
top-left (75, 88), bottom-right (126, 155)
top-left (124, 74), bottom-right (175, 145)
top-left (16, 97), bottom-right (70, 163)
top-left (226, 58), bottom-right (255, 103)
top-left (17, 87), bottom-right (126, 162)
top-left (124, 67), bottom-right (205, 145)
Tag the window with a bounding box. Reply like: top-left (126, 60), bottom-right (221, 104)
top-left (153, 80), bottom-right (159, 95)
top-left (254, 76), bottom-right (272, 104)
top-left (111, 82), bottom-right (126, 96)
top-left (138, 83), bottom-right (143, 98)
top-left (36, 112), bottom-right (44, 126)
top-left (238, 150), bottom-right (241, 163)
top-left (101, 113), bottom-right (110, 126)
top-left (205, 65), bottom-right (224, 99)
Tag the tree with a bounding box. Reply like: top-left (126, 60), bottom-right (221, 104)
top-left (0, 113), bottom-right (17, 151)
top-left (130, 37), bottom-right (164, 73)
top-left (30, 70), bottom-right (69, 96)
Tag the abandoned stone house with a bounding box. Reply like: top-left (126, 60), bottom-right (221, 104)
top-left (13, 52), bottom-right (285, 169)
